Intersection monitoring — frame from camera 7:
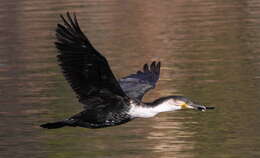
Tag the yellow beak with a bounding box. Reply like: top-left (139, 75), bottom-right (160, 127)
top-left (180, 103), bottom-right (192, 109)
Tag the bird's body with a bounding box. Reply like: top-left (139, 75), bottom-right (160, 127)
top-left (41, 13), bottom-right (213, 129)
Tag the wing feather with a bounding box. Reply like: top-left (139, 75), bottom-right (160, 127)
top-left (119, 61), bottom-right (161, 100)
top-left (55, 12), bottom-right (128, 108)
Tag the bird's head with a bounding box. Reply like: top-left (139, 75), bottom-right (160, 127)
top-left (172, 96), bottom-right (207, 111)
top-left (152, 96), bottom-right (207, 111)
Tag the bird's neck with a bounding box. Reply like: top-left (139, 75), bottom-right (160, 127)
top-left (127, 99), bottom-right (181, 118)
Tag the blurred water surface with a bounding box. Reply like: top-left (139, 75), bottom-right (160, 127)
top-left (1, 0), bottom-right (260, 158)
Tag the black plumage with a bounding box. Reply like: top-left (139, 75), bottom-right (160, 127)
top-left (55, 13), bottom-right (126, 101)
top-left (41, 13), bottom-right (133, 129)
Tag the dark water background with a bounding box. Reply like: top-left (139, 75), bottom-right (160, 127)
top-left (1, 0), bottom-right (260, 158)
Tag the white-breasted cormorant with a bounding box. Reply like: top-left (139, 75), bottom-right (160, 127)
top-left (40, 13), bottom-right (213, 129)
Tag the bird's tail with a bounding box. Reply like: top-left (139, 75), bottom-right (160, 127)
top-left (40, 121), bottom-right (68, 129)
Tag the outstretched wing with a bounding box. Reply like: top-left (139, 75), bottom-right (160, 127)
top-left (119, 61), bottom-right (161, 100)
top-left (55, 13), bottom-right (129, 109)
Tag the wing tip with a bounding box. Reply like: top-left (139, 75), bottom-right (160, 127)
top-left (55, 12), bottom-right (97, 52)
top-left (56, 12), bottom-right (84, 40)
top-left (142, 61), bottom-right (161, 75)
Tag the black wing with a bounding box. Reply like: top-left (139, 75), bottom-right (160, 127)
top-left (119, 61), bottom-right (161, 100)
top-left (55, 13), bottom-right (129, 109)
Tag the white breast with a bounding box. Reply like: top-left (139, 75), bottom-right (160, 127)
top-left (127, 100), bottom-right (181, 118)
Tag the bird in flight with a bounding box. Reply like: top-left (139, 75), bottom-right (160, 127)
top-left (41, 13), bottom-right (213, 129)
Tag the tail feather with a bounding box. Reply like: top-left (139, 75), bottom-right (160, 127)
top-left (40, 121), bottom-right (67, 129)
